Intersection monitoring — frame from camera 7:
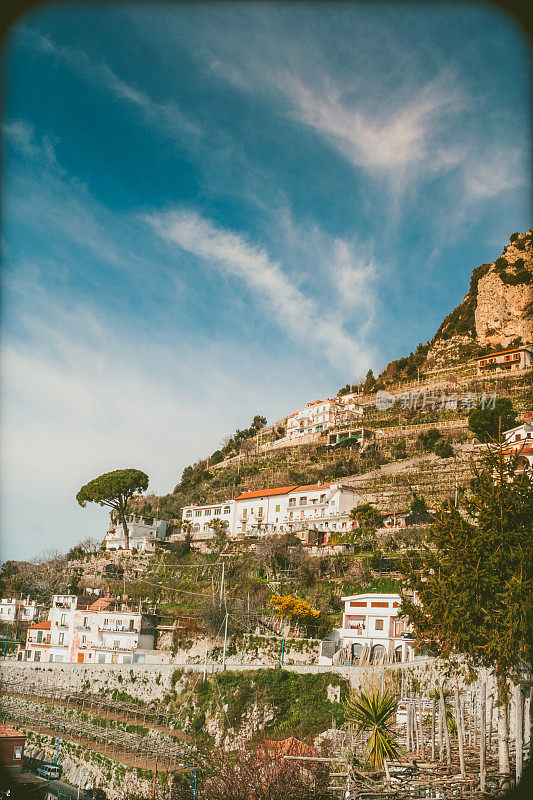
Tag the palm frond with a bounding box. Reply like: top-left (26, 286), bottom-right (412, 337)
top-left (344, 690), bottom-right (402, 769)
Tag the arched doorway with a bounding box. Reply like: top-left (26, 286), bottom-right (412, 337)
top-left (371, 644), bottom-right (385, 664)
top-left (351, 643), bottom-right (363, 663)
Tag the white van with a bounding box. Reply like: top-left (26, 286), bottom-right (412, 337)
top-left (37, 764), bottom-right (62, 780)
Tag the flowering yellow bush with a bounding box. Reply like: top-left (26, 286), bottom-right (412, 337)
top-left (270, 594), bottom-right (320, 624)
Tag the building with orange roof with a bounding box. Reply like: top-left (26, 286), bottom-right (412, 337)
top-left (475, 345), bottom-right (532, 376)
top-left (181, 481), bottom-right (362, 542)
top-left (0, 723), bottom-right (26, 768)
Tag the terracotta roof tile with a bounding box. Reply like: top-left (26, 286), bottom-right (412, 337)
top-left (28, 620), bottom-right (51, 630)
top-left (235, 486), bottom-right (297, 500)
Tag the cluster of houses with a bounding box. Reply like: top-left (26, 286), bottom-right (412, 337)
top-left (0, 596), bottom-right (40, 624)
top-left (17, 594), bottom-right (156, 664)
top-left (104, 514), bottom-right (167, 551)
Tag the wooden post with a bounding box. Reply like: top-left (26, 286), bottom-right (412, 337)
top-left (406, 701), bottom-right (412, 752)
top-left (480, 682), bottom-right (486, 793)
top-left (431, 699), bottom-right (436, 762)
top-left (515, 684), bottom-right (523, 784)
top-left (455, 686), bottom-right (466, 776)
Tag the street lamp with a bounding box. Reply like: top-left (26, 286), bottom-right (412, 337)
top-left (177, 764), bottom-right (197, 800)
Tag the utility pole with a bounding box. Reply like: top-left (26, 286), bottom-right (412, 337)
top-left (280, 620), bottom-right (286, 668)
top-left (222, 613), bottom-right (228, 671)
top-left (219, 562), bottom-right (225, 603)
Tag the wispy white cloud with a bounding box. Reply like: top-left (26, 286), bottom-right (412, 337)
top-left (282, 70), bottom-right (467, 181)
top-left (462, 146), bottom-right (526, 200)
top-left (19, 26), bottom-right (200, 140)
top-left (147, 209), bottom-right (374, 373)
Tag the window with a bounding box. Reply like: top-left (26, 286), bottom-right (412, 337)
top-left (103, 618), bottom-right (109, 627)
top-left (258, 507), bottom-right (263, 517)
top-left (288, 499), bottom-right (296, 507)
top-left (185, 510), bottom-right (192, 517)
top-left (83, 616), bottom-right (88, 628)
top-left (34, 650), bottom-right (41, 661)
top-left (129, 619), bottom-right (134, 630)
top-left (320, 494), bottom-right (326, 503)
top-left (375, 619), bottom-right (384, 631)
top-left (113, 640), bottom-right (120, 649)
top-left (214, 508), bottom-right (221, 515)
top-left (13, 747), bottom-right (22, 760)
top-left (37, 631), bottom-right (43, 643)
top-left (193, 524), bottom-right (200, 532)
top-left (117, 620), bottom-right (122, 629)
top-left (195, 510), bottom-right (201, 517)
top-left (275, 505), bottom-right (280, 512)
top-left (299, 497), bottom-right (307, 505)
top-left (59, 633), bottom-right (65, 645)
top-left (205, 509), bottom-right (211, 516)
top-left (60, 613), bottom-right (67, 626)
top-left (242, 509), bottom-right (247, 519)
top-left (82, 635), bottom-right (86, 644)
top-left (223, 506), bottom-right (231, 514)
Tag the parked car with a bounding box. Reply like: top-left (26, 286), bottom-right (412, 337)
top-left (85, 790), bottom-right (106, 799)
top-left (36, 764), bottom-right (62, 780)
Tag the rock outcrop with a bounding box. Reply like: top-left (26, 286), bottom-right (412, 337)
top-left (425, 230), bottom-right (532, 368)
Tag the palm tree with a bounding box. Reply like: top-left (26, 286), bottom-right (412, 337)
top-left (344, 690), bottom-right (401, 771)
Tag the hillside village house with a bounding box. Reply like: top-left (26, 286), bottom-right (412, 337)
top-left (319, 593), bottom-right (416, 666)
top-left (285, 397), bottom-right (363, 441)
top-left (475, 345), bottom-right (533, 376)
top-left (0, 597), bottom-right (39, 624)
top-left (500, 421), bottom-right (533, 473)
top-left (181, 482), bottom-right (361, 540)
top-left (18, 595), bottom-right (156, 664)
top-left (105, 514), bottom-right (167, 551)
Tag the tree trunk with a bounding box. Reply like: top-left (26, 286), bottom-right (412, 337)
top-left (455, 685), bottom-right (466, 777)
top-left (418, 698), bottom-right (425, 760)
top-left (440, 681), bottom-right (452, 765)
top-left (120, 512), bottom-right (130, 551)
top-left (438, 694), bottom-right (444, 762)
top-left (480, 682), bottom-right (486, 793)
top-left (515, 684), bottom-right (523, 784)
top-left (431, 699), bottom-right (436, 762)
top-left (497, 673), bottom-right (510, 776)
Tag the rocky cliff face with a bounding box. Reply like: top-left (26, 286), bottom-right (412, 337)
top-left (424, 230), bottom-right (532, 369)
top-left (474, 231), bottom-right (533, 348)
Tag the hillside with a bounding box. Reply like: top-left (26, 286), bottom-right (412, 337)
top-left (375, 229), bottom-right (533, 382)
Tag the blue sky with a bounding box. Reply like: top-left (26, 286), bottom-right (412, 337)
top-left (1, 2), bottom-right (531, 560)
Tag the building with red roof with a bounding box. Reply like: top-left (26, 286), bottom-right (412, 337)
top-left (181, 481), bottom-right (361, 543)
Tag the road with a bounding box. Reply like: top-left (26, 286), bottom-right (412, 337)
top-left (8, 771), bottom-right (93, 799)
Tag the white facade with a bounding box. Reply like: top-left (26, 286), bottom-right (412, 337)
top-left (286, 397), bottom-right (363, 441)
top-left (181, 500), bottom-right (237, 540)
top-left (502, 421), bottom-right (533, 473)
top-left (18, 595), bottom-right (155, 664)
top-left (181, 483), bottom-right (361, 540)
top-left (105, 514), bottom-right (167, 551)
top-left (319, 593), bottom-right (416, 666)
top-left (0, 597), bottom-right (38, 624)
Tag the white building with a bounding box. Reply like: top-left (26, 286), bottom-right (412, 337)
top-left (180, 500), bottom-right (237, 541)
top-left (0, 597), bottom-right (38, 625)
top-left (319, 593), bottom-right (416, 666)
top-left (286, 397), bottom-right (363, 441)
top-left (105, 514), bottom-right (167, 551)
top-left (181, 483), bottom-right (361, 540)
top-left (501, 421), bottom-right (533, 473)
top-left (18, 595), bottom-right (156, 664)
